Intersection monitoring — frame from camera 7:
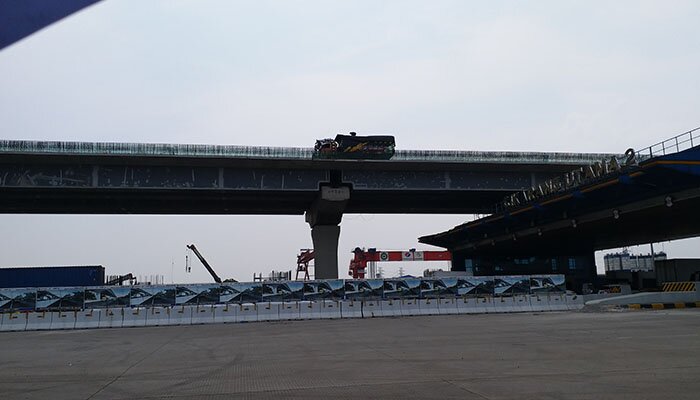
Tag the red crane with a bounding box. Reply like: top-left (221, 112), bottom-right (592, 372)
top-left (348, 247), bottom-right (452, 279)
top-left (296, 249), bottom-right (315, 280)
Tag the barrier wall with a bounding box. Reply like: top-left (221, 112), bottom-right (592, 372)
top-left (26, 311), bottom-right (51, 330)
top-left (50, 311), bottom-right (76, 330)
top-left (1, 312), bottom-right (26, 332)
top-left (362, 300), bottom-right (382, 318)
top-left (75, 309), bottom-right (101, 329)
top-left (341, 300), bottom-right (362, 318)
top-left (98, 308), bottom-right (123, 328)
top-left (0, 274), bottom-right (567, 313)
top-left (321, 300), bottom-right (341, 319)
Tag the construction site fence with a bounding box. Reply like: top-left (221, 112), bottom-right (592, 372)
top-left (0, 274), bottom-right (565, 313)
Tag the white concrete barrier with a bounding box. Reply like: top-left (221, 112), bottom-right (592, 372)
top-left (530, 295), bottom-right (547, 312)
top-left (512, 295), bottom-right (529, 312)
top-left (550, 294), bottom-right (568, 311)
top-left (98, 308), bottom-right (123, 328)
top-left (340, 300), bottom-right (362, 318)
top-left (75, 309), bottom-right (101, 329)
top-left (169, 306), bottom-right (193, 325)
top-left (379, 300), bottom-right (401, 317)
top-left (0, 312), bottom-right (27, 332)
top-left (257, 302), bottom-right (280, 322)
top-left (122, 308), bottom-right (148, 328)
top-left (192, 305), bottom-right (217, 324)
top-left (438, 298), bottom-right (459, 315)
top-left (26, 311), bottom-right (52, 331)
top-left (320, 300), bottom-right (341, 319)
top-left (566, 294), bottom-right (584, 310)
top-left (214, 304), bottom-right (237, 323)
top-left (362, 300), bottom-right (382, 318)
top-left (400, 299), bottom-right (420, 316)
top-left (238, 303), bottom-right (258, 323)
top-left (299, 301), bottom-right (322, 319)
top-left (49, 311), bottom-right (76, 330)
top-left (457, 297), bottom-right (476, 314)
top-left (472, 297), bottom-right (488, 314)
top-left (418, 299), bottom-right (439, 315)
top-left (279, 302), bottom-right (300, 320)
top-left (145, 307), bottom-right (170, 326)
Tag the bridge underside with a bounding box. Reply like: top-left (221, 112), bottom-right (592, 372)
top-left (0, 188), bottom-right (508, 215)
top-left (421, 145), bottom-right (700, 291)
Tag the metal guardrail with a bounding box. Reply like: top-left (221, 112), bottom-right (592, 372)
top-left (0, 140), bottom-right (611, 165)
top-left (636, 126), bottom-right (700, 160)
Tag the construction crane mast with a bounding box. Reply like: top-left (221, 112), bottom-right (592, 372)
top-left (186, 244), bottom-right (222, 284)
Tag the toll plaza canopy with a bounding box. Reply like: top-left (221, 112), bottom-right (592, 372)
top-left (420, 130), bottom-right (700, 257)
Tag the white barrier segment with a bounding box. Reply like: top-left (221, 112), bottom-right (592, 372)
top-left (49, 311), bottom-right (76, 330)
top-left (1, 312), bottom-right (27, 332)
top-left (522, 295), bottom-right (535, 312)
top-left (0, 312), bottom-right (3, 330)
top-left (169, 305), bottom-right (193, 325)
top-left (495, 296), bottom-right (515, 313)
top-left (26, 311), bottom-right (52, 331)
top-left (566, 294), bottom-right (584, 310)
top-left (191, 304), bottom-right (217, 324)
top-left (550, 294), bottom-right (567, 311)
top-left (438, 298), bottom-right (459, 315)
top-left (473, 297), bottom-right (489, 314)
top-left (299, 301), bottom-right (322, 320)
top-left (418, 299), bottom-right (439, 316)
top-left (530, 295), bottom-right (546, 312)
top-left (75, 309), bottom-right (101, 329)
top-left (514, 295), bottom-right (530, 312)
top-left (214, 304), bottom-right (237, 323)
top-left (456, 297), bottom-right (475, 314)
top-left (98, 308), bottom-right (124, 328)
top-left (379, 300), bottom-right (401, 317)
top-left (257, 302), bottom-right (280, 322)
top-left (145, 307), bottom-right (170, 326)
top-left (400, 298), bottom-right (420, 317)
top-left (320, 300), bottom-right (341, 319)
top-left (340, 300), bottom-right (362, 318)
top-left (484, 297), bottom-right (498, 313)
top-left (238, 303), bottom-right (258, 323)
top-left (279, 302), bottom-right (300, 321)
top-left (122, 307), bottom-right (148, 328)
top-left (362, 300), bottom-right (382, 318)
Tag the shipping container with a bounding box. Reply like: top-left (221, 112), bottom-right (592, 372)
top-left (0, 266), bottom-right (105, 288)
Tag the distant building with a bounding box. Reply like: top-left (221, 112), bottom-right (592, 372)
top-left (603, 251), bottom-right (667, 272)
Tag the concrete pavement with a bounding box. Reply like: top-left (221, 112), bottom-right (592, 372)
top-left (1, 310), bottom-right (699, 399)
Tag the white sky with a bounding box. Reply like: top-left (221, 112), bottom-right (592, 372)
top-left (1, 0), bottom-right (699, 282)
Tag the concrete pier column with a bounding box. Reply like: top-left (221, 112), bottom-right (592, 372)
top-left (311, 225), bottom-right (341, 279)
top-left (305, 185), bottom-right (350, 280)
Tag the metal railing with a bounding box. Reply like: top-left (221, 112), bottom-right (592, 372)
top-left (0, 139), bottom-right (612, 165)
top-left (636, 126), bottom-right (700, 160)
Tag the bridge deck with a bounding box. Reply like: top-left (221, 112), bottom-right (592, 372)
top-left (0, 140), bottom-right (613, 165)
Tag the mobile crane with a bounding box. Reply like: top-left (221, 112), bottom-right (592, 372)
top-left (186, 244), bottom-right (237, 283)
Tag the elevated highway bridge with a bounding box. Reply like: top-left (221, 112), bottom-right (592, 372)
top-left (0, 140), bottom-right (612, 278)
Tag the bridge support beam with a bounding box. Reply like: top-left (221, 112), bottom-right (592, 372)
top-left (305, 186), bottom-right (350, 279)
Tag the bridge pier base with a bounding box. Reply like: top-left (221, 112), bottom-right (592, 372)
top-left (310, 225), bottom-right (341, 279)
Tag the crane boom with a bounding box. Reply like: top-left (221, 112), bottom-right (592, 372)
top-left (348, 248), bottom-right (452, 279)
top-left (186, 244), bottom-right (223, 283)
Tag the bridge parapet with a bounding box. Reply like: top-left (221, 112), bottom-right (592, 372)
top-left (0, 140), bottom-right (612, 165)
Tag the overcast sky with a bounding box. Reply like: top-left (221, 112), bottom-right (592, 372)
top-left (1, 0), bottom-right (699, 282)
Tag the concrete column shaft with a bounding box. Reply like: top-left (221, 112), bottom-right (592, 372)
top-left (311, 225), bottom-right (341, 279)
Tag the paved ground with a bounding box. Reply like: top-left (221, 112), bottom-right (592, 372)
top-left (1, 310), bottom-right (700, 400)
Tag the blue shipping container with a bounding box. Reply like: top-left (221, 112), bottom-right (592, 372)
top-left (0, 266), bottom-right (105, 288)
